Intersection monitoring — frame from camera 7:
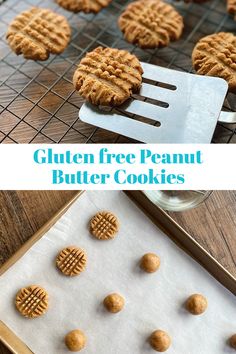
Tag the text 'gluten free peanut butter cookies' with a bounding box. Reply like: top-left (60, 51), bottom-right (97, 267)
top-left (56, 246), bottom-right (87, 276)
top-left (90, 211), bottom-right (119, 240)
top-left (118, 0), bottom-right (184, 49)
top-left (192, 32), bottom-right (236, 92)
top-left (15, 285), bottom-right (49, 318)
top-left (73, 46), bottom-right (143, 106)
top-left (6, 7), bottom-right (71, 61)
top-left (57, 0), bottom-right (111, 13)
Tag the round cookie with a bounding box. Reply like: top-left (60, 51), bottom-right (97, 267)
top-left (65, 329), bottom-right (86, 352)
top-left (56, 246), bottom-right (87, 276)
top-left (57, 0), bottom-right (111, 13)
top-left (6, 7), bottom-right (71, 61)
top-left (182, 0), bottom-right (209, 3)
top-left (192, 32), bottom-right (236, 92)
top-left (140, 253), bottom-right (160, 273)
top-left (227, 0), bottom-right (236, 19)
top-left (73, 46), bottom-right (143, 106)
top-left (15, 285), bottom-right (49, 318)
top-left (118, 0), bottom-right (184, 49)
top-left (103, 293), bottom-right (125, 313)
top-left (89, 211), bottom-right (119, 240)
top-left (149, 330), bottom-right (171, 352)
top-left (185, 294), bottom-right (208, 315)
top-left (230, 334), bottom-right (236, 349)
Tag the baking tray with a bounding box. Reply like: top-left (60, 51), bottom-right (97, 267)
top-left (0, 190), bottom-right (236, 354)
top-left (0, 0), bottom-right (235, 144)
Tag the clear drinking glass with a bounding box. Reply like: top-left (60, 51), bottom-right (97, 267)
top-left (143, 190), bottom-right (212, 212)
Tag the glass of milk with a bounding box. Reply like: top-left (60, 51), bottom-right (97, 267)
top-left (143, 190), bottom-right (212, 212)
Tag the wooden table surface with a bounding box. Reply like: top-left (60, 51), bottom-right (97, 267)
top-left (0, 190), bottom-right (236, 354)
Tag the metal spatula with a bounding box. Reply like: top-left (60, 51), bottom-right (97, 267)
top-left (79, 62), bottom-right (236, 143)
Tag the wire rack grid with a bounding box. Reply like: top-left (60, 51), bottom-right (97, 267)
top-left (0, 0), bottom-right (235, 144)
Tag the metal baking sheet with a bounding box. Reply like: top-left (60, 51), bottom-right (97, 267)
top-left (0, 191), bottom-right (236, 354)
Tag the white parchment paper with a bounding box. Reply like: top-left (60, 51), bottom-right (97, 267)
top-left (0, 191), bottom-right (236, 354)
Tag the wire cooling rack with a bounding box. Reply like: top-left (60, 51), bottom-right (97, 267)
top-left (0, 0), bottom-right (235, 144)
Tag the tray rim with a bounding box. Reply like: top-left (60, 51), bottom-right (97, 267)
top-left (126, 191), bottom-right (236, 296)
top-left (0, 190), bottom-right (235, 354)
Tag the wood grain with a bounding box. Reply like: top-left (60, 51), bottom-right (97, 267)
top-left (0, 190), bottom-right (236, 353)
top-left (168, 190), bottom-right (236, 277)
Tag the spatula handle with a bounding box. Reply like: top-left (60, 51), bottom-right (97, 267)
top-left (218, 111), bottom-right (236, 124)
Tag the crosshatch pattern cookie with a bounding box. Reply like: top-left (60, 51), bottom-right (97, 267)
top-left (192, 32), bottom-right (236, 92)
top-left (118, 0), bottom-right (184, 49)
top-left (57, 0), bottom-right (111, 13)
top-left (73, 46), bottom-right (143, 106)
top-left (90, 211), bottom-right (119, 240)
top-left (15, 285), bottom-right (49, 318)
top-left (6, 7), bottom-right (71, 61)
top-left (56, 246), bottom-right (87, 276)
top-left (227, 0), bottom-right (236, 19)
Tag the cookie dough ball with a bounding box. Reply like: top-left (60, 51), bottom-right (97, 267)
top-left (140, 253), bottom-right (160, 273)
top-left (186, 294), bottom-right (208, 315)
top-left (103, 293), bottom-right (125, 313)
top-left (229, 334), bottom-right (236, 349)
top-left (65, 329), bottom-right (86, 352)
top-left (149, 330), bottom-right (171, 352)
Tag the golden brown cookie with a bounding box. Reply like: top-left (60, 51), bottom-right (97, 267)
top-left (180, 0), bottom-right (209, 3)
top-left (227, 0), bottom-right (236, 19)
top-left (140, 253), bottom-right (160, 273)
top-left (6, 7), bottom-right (71, 61)
top-left (230, 334), bottom-right (236, 349)
top-left (149, 330), bottom-right (171, 352)
top-left (65, 329), bottom-right (86, 352)
top-left (56, 246), bottom-right (87, 276)
top-left (90, 211), bottom-right (119, 240)
top-left (118, 0), bottom-right (184, 49)
top-left (15, 285), bottom-right (49, 318)
top-left (192, 32), bottom-right (236, 92)
top-left (57, 0), bottom-right (111, 13)
top-left (103, 293), bottom-right (125, 313)
top-left (185, 294), bottom-right (208, 315)
top-left (73, 46), bottom-right (143, 106)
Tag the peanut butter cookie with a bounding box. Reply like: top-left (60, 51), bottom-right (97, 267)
top-left (192, 32), bottom-right (236, 92)
top-left (90, 211), bottom-right (119, 240)
top-left (230, 334), bottom-right (236, 349)
top-left (118, 0), bottom-right (184, 49)
top-left (15, 285), bottom-right (49, 318)
top-left (73, 46), bottom-right (143, 106)
top-left (56, 246), bottom-right (87, 276)
top-left (65, 329), bottom-right (87, 351)
top-left (227, 0), bottom-right (236, 19)
top-left (185, 294), bottom-right (208, 315)
top-left (6, 7), bottom-right (71, 61)
top-left (103, 293), bottom-right (125, 313)
top-left (57, 0), bottom-right (111, 13)
top-left (149, 330), bottom-right (171, 352)
top-left (140, 253), bottom-right (160, 273)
